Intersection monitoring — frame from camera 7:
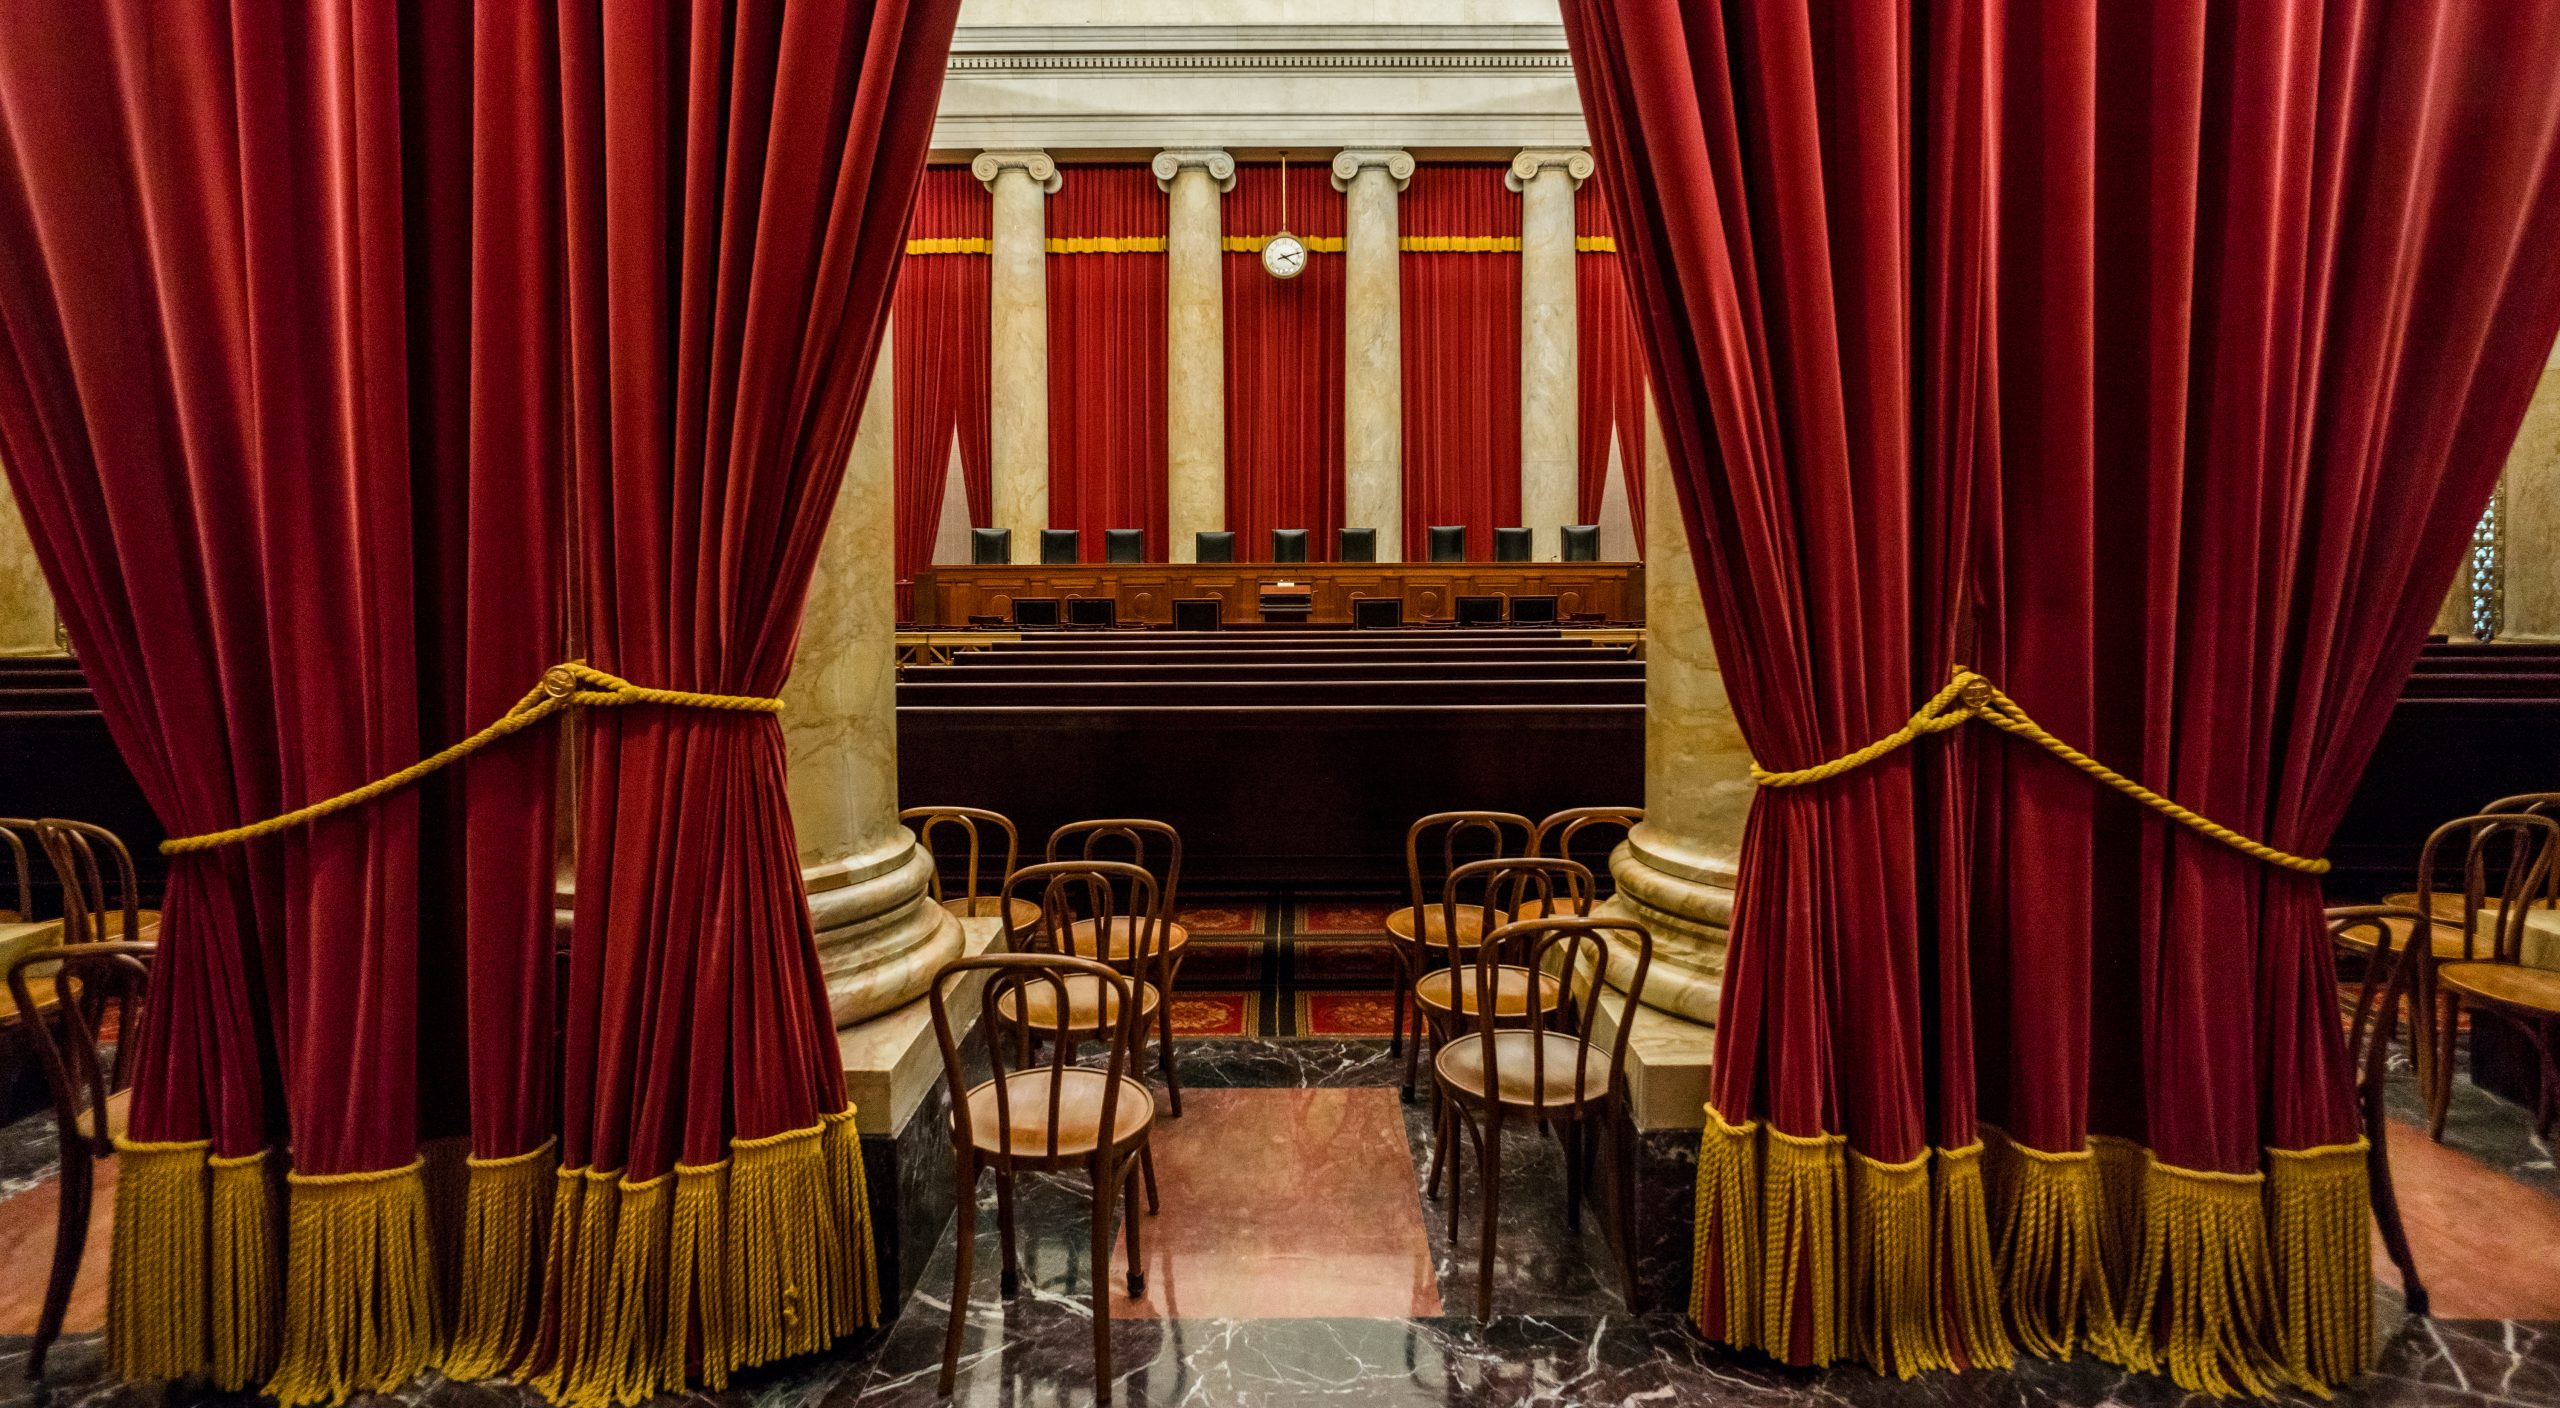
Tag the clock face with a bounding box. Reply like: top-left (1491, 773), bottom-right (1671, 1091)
top-left (1262, 232), bottom-right (1308, 280)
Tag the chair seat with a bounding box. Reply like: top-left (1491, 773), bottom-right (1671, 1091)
top-left (1435, 1031), bottom-right (1614, 1108)
top-left (963, 1069), bottom-right (1155, 1158)
top-left (949, 894), bottom-right (1042, 931)
top-left (2336, 914), bottom-right (2495, 960)
top-left (993, 973), bottom-right (1161, 1033)
top-left (1065, 915), bottom-right (1191, 963)
top-left (2438, 961), bottom-right (2560, 1015)
top-left (1384, 904), bottom-right (1507, 946)
top-left (2382, 892), bottom-right (2552, 925)
top-left (1505, 897), bottom-right (1588, 923)
top-left (1413, 965), bottom-right (1564, 1019)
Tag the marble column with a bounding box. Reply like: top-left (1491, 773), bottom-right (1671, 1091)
top-left (974, 150), bottom-right (1059, 565)
top-left (2499, 334), bottom-right (2560, 640)
top-left (1509, 150), bottom-right (1591, 561)
top-left (1600, 396), bottom-right (1753, 1024)
top-left (0, 467), bottom-right (56, 654)
top-left (1333, 149), bottom-right (1413, 562)
top-left (786, 312), bottom-right (962, 1025)
top-left (1155, 150), bottom-right (1235, 563)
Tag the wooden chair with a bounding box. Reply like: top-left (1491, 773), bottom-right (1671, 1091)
top-left (1386, 811), bottom-right (1534, 1098)
top-left (10, 938), bottom-right (153, 1377)
top-left (2383, 792), bottom-right (2560, 928)
top-left (1412, 857), bottom-right (1587, 1103)
top-left (1519, 807), bottom-right (1639, 919)
top-left (1046, 820), bottom-right (1189, 1116)
top-left (992, 859), bottom-right (1181, 1116)
top-left (930, 951), bottom-right (1156, 1404)
top-left (1432, 914), bottom-right (1651, 1319)
top-left (2324, 906), bottom-right (2432, 1316)
top-left (1, 819), bottom-right (155, 1029)
top-left (903, 806), bottom-right (1039, 936)
top-left (2415, 814), bottom-right (2560, 1146)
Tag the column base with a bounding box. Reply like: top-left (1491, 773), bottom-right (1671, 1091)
top-left (1599, 824), bottom-right (1735, 1025)
top-left (810, 836), bottom-right (966, 1027)
top-left (1569, 964), bottom-right (1714, 1313)
top-left (841, 914), bottom-right (1002, 1308)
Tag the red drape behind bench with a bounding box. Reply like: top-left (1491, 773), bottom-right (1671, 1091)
top-left (1575, 177), bottom-right (1646, 546)
top-left (1399, 165), bottom-right (1520, 561)
top-left (1046, 165), bottom-right (1168, 560)
top-left (1566, 0), bottom-right (2560, 1394)
top-left (895, 165), bottom-right (990, 612)
top-left (1223, 163), bottom-right (1346, 555)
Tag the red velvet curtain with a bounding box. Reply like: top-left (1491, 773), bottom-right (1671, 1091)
top-left (1400, 165), bottom-right (1520, 560)
top-left (895, 164), bottom-right (991, 613)
top-left (1047, 165), bottom-right (1168, 560)
top-left (1223, 163), bottom-right (1345, 555)
top-left (1565, 0), bottom-right (2560, 1394)
top-left (1575, 177), bottom-right (1646, 547)
top-left (0, 3), bottom-right (955, 1402)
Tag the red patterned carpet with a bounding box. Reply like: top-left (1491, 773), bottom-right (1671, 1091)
top-left (1168, 991), bottom-right (1255, 1037)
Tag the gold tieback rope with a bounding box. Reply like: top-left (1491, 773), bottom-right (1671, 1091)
top-left (1749, 667), bottom-right (2328, 875)
top-left (161, 663), bottom-right (782, 856)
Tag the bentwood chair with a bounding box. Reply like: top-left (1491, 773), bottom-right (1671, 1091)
top-left (2324, 906), bottom-right (2434, 1315)
top-left (2413, 813), bottom-right (2560, 1145)
top-left (1433, 915), bottom-right (1652, 1318)
top-left (931, 952), bottom-right (1156, 1403)
top-left (903, 806), bottom-right (1040, 937)
top-left (1411, 858), bottom-right (1587, 1111)
top-left (1388, 811), bottom-right (1534, 1098)
top-left (2385, 793), bottom-right (2560, 931)
top-left (1046, 821), bottom-right (1189, 1115)
top-left (1521, 808), bottom-right (1640, 920)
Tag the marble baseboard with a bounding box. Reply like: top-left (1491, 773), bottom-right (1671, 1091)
top-left (1599, 1118), bottom-right (1697, 1314)
top-left (864, 1063), bottom-right (962, 1312)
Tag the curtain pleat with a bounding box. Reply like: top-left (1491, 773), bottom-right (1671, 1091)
top-left (1574, 177), bottom-right (1646, 545)
top-left (1399, 165), bottom-right (1521, 561)
top-left (1046, 165), bottom-right (1169, 559)
top-left (1222, 163), bottom-right (1346, 554)
top-left (893, 165), bottom-right (990, 613)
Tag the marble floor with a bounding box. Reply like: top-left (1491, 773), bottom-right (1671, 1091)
top-left (0, 1036), bottom-right (2554, 1408)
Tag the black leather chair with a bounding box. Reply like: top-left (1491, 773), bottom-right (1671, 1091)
top-left (971, 527), bottom-right (1013, 565)
top-left (1338, 527), bottom-right (1379, 563)
top-left (1067, 596), bottom-right (1118, 628)
top-left (1493, 527), bottom-right (1533, 562)
top-left (1040, 528), bottom-right (1081, 565)
top-left (1195, 531), bottom-right (1236, 563)
top-left (1172, 598), bottom-right (1222, 631)
top-left (1271, 528), bottom-right (1310, 563)
top-left (1454, 595), bottom-right (1504, 626)
top-left (1104, 529), bottom-right (1144, 564)
top-left (1353, 597), bottom-right (1404, 629)
top-left (1559, 525), bottom-right (1601, 562)
top-left (1427, 525), bottom-right (1467, 563)
top-left (1012, 597), bottom-right (1062, 629)
top-left (1508, 595), bottom-right (1558, 626)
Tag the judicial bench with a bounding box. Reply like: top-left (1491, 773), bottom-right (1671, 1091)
top-left (906, 562), bottom-right (1645, 628)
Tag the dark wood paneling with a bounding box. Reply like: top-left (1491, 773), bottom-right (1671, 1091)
top-left (909, 563), bottom-right (1644, 627)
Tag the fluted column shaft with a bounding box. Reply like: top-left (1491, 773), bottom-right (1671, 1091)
top-left (1510, 151), bottom-right (1590, 561)
top-left (787, 311), bottom-right (962, 1025)
top-left (1601, 396), bottom-right (1752, 1023)
top-left (1156, 150), bottom-right (1235, 563)
top-left (1334, 149), bottom-right (1412, 562)
top-left (975, 150), bottom-right (1058, 564)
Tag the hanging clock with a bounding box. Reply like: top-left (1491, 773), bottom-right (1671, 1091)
top-left (1262, 231), bottom-right (1308, 280)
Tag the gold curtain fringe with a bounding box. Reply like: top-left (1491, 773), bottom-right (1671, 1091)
top-left (1984, 1132), bottom-right (2123, 1363)
top-left (445, 1140), bottom-right (560, 1381)
top-left (1691, 1109), bottom-right (1763, 1347)
top-left (1846, 1147), bottom-right (1943, 1377)
top-left (2127, 1162), bottom-right (2291, 1397)
top-left (2271, 1141), bottom-right (2376, 1388)
top-left (209, 1149), bottom-right (279, 1388)
top-left (268, 1161), bottom-right (439, 1408)
top-left (107, 1138), bottom-right (213, 1383)
top-left (1690, 1112), bottom-right (1848, 1365)
top-left (1933, 1144), bottom-right (2013, 1371)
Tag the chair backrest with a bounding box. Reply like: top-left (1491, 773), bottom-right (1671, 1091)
top-left (1471, 915), bottom-right (1649, 1117)
top-left (903, 806), bottom-right (1021, 919)
top-left (971, 527), bottom-right (1013, 565)
top-left (1492, 527), bottom-right (1532, 562)
top-left (32, 820), bottom-right (146, 945)
top-left (1104, 529), bottom-right (1145, 564)
top-left (1353, 596), bottom-right (1403, 629)
top-left (0, 818), bottom-right (33, 922)
top-left (2413, 811), bottom-right (2560, 965)
top-left (1508, 595), bottom-right (1558, 625)
top-left (1195, 531), bottom-right (1236, 564)
top-left (1427, 525), bottom-right (1467, 562)
top-left (8, 942), bottom-right (153, 1160)
top-left (1171, 598), bottom-right (1222, 631)
top-left (1040, 528), bottom-right (1082, 565)
top-left (1338, 527), bottom-right (1379, 563)
top-left (930, 950), bottom-right (1136, 1163)
top-left (1046, 820), bottom-right (1183, 922)
top-left (2325, 905), bottom-right (2429, 1125)
top-left (1011, 597), bottom-right (1061, 629)
top-left (997, 858), bottom-right (1173, 1077)
top-left (1403, 811), bottom-right (1535, 937)
top-left (2484, 793), bottom-right (2560, 912)
top-left (1066, 596), bottom-right (1118, 629)
top-left (1271, 528), bottom-right (1310, 563)
top-left (1559, 525), bottom-right (1600, 562)
top-left (1454, 596), bottom-right (1503, 626)
top-left (1440, 855), bottom-right (1592, 976)
top-left (1530, 808), bottom-right (1641, 894)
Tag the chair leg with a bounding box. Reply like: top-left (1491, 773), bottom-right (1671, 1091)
top-left (32, 1154), bottom-right (91, 1379)
top-left (1157, 990), bottom-right (1184, 1119)
top-left (1389, 948), bottom-right (1409, 1058)
top-left (1091, 1156), bottom-right (1116, 1404)
top-left (2429, 994), bottom-right (2460, 1142)
top-left (1140, 1143), bottom-right (1161, 1214)
top-left (994, 1163), bottom-right (1022, 1297)
top-left (1424, 1095), bottom-right (1452, 1203)
top-left (941, 1156), bottom-right (978, 1396)
top-left (2365, 1095), bottom-right (2427, 1317)
top-left (1477, 1107), bottom-right (1504, 1322)
top-left (1448, 1104), bottom-right (1474, 1245)
top-left (1123, 1158), bottom-right (1146, 1298)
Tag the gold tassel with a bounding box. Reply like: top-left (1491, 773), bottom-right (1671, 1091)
top-left (726, 1124), bottom-right (840, 1371)
top-left (2121, 1159), bottom-right (2290, 1398)
top-left (1846, 1147), bottom-right (1942, 1377)
top-left (107, 1137), bottom-right (211, 1382)
top-left (207, 1149), bottom-right (278, 1388)
top-left (598, 1174), bottom-right (676, 1407)
top-left (1758, 1123), bottom-right (1847, 1366)
top-left (1933, 1144), bottom-right (2012, 1371)
top-left (2091, 1135), bottom-right (2150, 1316)
top-left (2269, 1141), bottom-right (2373, 1389)
top-left (670, 1161), bottom-right (733, 1388)
top-left (267, 1161), bottom-right (440, 1408)
top-left (531, 1166), bottom-right (616, 1404)
top-left (822, 1107), bottom-right (882, 1330)
top-left (1986, 1129), bottom-right (2122, 1363)
top-left (444, 1139), bottom-right (558, 1381)
top-left (1691, 1107), bottom-right (1763, 1347)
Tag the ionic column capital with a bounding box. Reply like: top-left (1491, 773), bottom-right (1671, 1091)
top-left (972, 149), bottom-right (1061, 193)
top-left (1330, 148), bottom-right (1414, 192)
top-left (1152, 148), bottom-right (1237, 193)
top-left (1506, 149), bottom-right (1594, 193)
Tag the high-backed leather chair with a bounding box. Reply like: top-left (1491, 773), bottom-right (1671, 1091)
top-left (1270, 528), bottom-right (1310, 563)
top-left (1104, 529), bottom-right (1145, 564)
top-left (971, 527), bottom-right (1013, 565)
top-left (1339, 527), bottom-right (1379, 563)
top-left (1493, 527), bottom-right (1532, 562)
top-left (1195, 531), bottom-right (1236, 563)
top-left (1427, 525), bottom-right (1467, 562)
top-left (1559, 525), bottom-right (1601, 562)
top-left (1040, 528), bottom-right (1081, 565)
